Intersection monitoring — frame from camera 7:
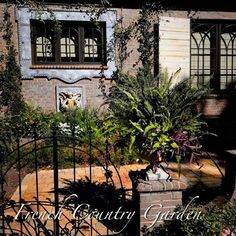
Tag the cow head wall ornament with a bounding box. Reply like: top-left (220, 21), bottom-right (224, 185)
top-left (59, 92), bottom-right (82, 111)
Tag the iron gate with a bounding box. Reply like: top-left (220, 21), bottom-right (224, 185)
top-left (0, 124), bottom-right (130, 236)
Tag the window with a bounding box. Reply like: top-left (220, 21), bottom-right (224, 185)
top-left (31, 20), bottom-right (106, 65)
top-left (191, 21), bottom-right (236, 90)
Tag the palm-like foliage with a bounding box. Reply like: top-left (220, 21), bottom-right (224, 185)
top-left (104, 70), bottom-right (208, 163)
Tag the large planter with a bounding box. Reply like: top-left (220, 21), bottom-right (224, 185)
top-left (139, 151), bottom-right (173, 181)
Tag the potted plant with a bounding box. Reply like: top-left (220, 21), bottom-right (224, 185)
top-left (104, 69), bottom-right (208, 180)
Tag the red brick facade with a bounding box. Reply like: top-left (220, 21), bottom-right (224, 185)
top-left (21, 78), bottom-right (112, 111)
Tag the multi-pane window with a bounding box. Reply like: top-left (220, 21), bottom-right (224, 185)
top-left (36, 37), bottom-right (53, 58)
top-left (60, 27), bottom-right (78, 62)
top-left (30, 20), bottom-right (106, 65)
top-left (191, 21), bottom-right (236, 90)
top-left (84, 27), bottom-right (103, 62)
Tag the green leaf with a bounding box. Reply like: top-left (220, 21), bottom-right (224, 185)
top-left (153, 142), bottom-right (161, 149)
top-left (129, 121), bottom-right (143, 132)
top-left (129, 135), bottom-right (136, 152)
top-left (144, 100), bottom-right (153, 114)
top-left (171, 142), bottom-right (179, 149)
top-left (144, 122), bottom-right (158, 135)
top-left (151, 132), bottom-right (157, 137)
top-left (119, 89), bottom-right (135, 101)
top-left (159, 134), bottom-right (168, 142)
top-left (162, 121), bottom-right (172, 132)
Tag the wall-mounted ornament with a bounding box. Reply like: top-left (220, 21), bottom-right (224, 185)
top-left (56, 86), bottom-right (84, 112)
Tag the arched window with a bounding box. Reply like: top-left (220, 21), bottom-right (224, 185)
top-left (84, 27), bottom-right (104, 63)
top-left (191, 21), bottom-right (236, 90)
top-left (61, 38), bottom-right (76, 58)
top-left (31, 20), bottom-right (55, 63)
top-left (84, 38), bottom-right (98, 59)
top-left (36, 36), bottom-right (53, 58)
top-left (220, 30), bottom-right (236, 89)
top-left (31, 20), bottom-right (106, 65)
top-left (60, 28), bottom-right (79, 62)
top-left (191, 28), bottom-right (212, 88)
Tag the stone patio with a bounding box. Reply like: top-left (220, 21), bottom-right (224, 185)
top-left (11, 159), bottom-right (224, 202)
top-left (2, 159), bottom-right (224, 236)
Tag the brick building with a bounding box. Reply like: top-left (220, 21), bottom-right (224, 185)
top-left (1, 0), bottom-right (236, 116)
top-left (1, 2), bottom-right (236, 234)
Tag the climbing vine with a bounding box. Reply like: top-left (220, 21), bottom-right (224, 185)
top-left (99, 1), bottom-right (164, 95)
top-left (114, 15), bottom-right (134, 71)
top-left (134, 2), bottom-right (162, 76)
top-left (0, 3), bottom-right (24, 115)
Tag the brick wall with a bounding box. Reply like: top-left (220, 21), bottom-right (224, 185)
top-left (114, 8), bottom-right (142, 73)
top-left (134, 179), bottom-right (188, 235)
top-left (1, 2), bottom-right (236, 114)
top-left (197, 95), bottom-right (229, 117)
top-left (21, 78), bottom-right (112, 111)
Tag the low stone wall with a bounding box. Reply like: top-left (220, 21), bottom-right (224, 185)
top-left (134, 179), bottom-right (188, 235)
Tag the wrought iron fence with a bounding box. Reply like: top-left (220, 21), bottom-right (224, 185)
top-left (0, 124), bottom-right (129, 236)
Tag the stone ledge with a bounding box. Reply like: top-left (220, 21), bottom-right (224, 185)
top-left (136, 179), bottom-right (188, 193)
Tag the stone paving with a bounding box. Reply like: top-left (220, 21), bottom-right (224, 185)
top-left (11, 159), bottom-right (224, 202)
top-left (4, 159), bottom-right (224, 236)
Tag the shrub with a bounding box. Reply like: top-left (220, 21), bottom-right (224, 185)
top-left (142, 201), bottom-right (236, 236)
top-left (1, 106), bottom-right (138, 172)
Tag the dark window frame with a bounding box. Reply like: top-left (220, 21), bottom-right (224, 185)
top-left (191, 19), bottom-right (236, 91)
top-left (30, 20), bottom-right (107, 65)
top-left (154, 23), bottom-right (159, 77)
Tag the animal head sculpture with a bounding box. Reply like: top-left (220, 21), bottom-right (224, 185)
top-left (59, 92), bottom-right (82, 111)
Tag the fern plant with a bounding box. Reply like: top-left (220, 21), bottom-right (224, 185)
top-left (104, 70), bottom-right (208, 164)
